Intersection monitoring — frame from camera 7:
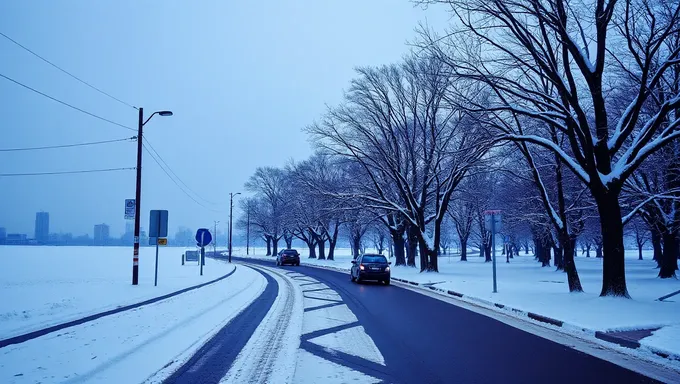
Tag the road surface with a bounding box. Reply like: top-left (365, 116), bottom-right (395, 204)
top-left (166, 257), bottom-right (669, 384)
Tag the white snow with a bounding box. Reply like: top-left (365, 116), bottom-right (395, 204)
top-left (0, 265), bottom-right (266, 384)
top-left (308, 325), bottom-right (385, 366)
top-left (0, 246), bottom-right (234, 339)
top-left (641, 325), bottom-right (680, 359)
top-left (220, 266), bottom-right (303, 384)
top-left (292, 350), bottom-right (380, 384)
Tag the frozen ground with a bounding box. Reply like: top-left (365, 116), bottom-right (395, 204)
top-left (0, 246), bottom-right (231, 339)
top-left (234, 246), bottom-right (680, 359)
top-left (0, 264), bottom-right (266, 384)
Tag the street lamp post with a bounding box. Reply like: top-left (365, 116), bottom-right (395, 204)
top-left (228, 192), bottom-right (241, 263)
top-left (246, 203), bottom-right (250, 255)
top-left (132, 107), bottom-right (173, 286)
top-left (213, 220), bottom-right (220, 256)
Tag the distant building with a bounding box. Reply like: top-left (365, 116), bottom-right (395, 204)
top-left (6, 233), bottom-right (28, 245)
top-left (34, 212), bottom-right (50, 244)
top-left (94, 224), bottom-right (110, 246)
top-left (0, 227), bottom-right (6, 245)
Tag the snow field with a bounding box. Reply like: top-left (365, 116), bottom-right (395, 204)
top-left (0, 246), bottom-right (231, 339)
top-left (0, 265), bottom-right (266, 384)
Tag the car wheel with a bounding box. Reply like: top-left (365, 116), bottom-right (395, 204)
top-left (350, 273), bottom-right (356, 282)
top-left (296, 262), bottom-right (300, 266)
top-left (356, 275), bottom-right (362, 284)
top-left (276, 260), bottom-right (280, 266)
top-left (384, 279), bottom-right (390, 286)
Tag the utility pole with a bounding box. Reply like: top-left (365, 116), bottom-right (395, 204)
top-left (213, 220), bottom-right (219, 256)
top-left (246, 203), bottom-right (250, 255)
top-left (131, 108), bottom-right (173, 285)
top-left (228, 192), bottom-right (241, 263)
top-left (132, 108), bottom-right (143, 285)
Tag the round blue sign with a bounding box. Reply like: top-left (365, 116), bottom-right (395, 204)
top-left (195, 228), bottom-right (212, 247)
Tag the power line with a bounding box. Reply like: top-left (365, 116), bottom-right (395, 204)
top-left (0, 137), bottom-right (134, 152)
top-left (143, 137), bottom-right (219, 206)
top-left (0, 72), bottom-right (136, 132)
top-left (0, 31), bottom-right (137, 110)
top-left (0, 167), bottom-right (135, 177)
top-left (143, 143), bottom-right (223, 213)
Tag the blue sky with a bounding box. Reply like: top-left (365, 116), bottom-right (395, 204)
top-left (0, 0), bottom-right (449, 237)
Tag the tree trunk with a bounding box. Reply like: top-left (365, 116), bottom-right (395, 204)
top-left (651, 228), bottom-right (663, 266)
top-left (638, 243), bottom-right (643, 261)
top-left (460, 239), bottom-right (468, 261)
top-left (524, 240), bottom-right (529, 254)
top-left (317, 238), bottom-right (326, 260)
top-left (554, 243), bottom-right (564, 271)
top-left (284, 234), bottom-right (293, 249)
top-left (562, 234), bottom-right (583, 292)
top-left (272, 237), bottom-right (279, 257)
top-left (352, 235), bottom-right (361, 260)
top-left (484, 236), bottom-right (492, 262)
top-left (586, 244), bottom-right (591, 258)
top-left (658, 231), bottom-right (678, 278)
top-left (392, 231), bottom-right (406, 266)
top-left (595, 193), bottom-right (630, 297)
top-left (406, 225), bottom-right (418, 267)
top-left (595, 243), bottom-right (603, 258)
top-left (266, 236), bottom-right (272, 256)
top-left (307, 240), bottom-right (317, 259)
top-left (327, 224), bottom-right (339, 261)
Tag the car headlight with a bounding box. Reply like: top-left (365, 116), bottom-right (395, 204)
top-left (385, 266), bottom-right (390, 272)
top-left (359, 264), bottom-right (365, 271)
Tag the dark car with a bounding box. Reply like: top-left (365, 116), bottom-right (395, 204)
top-left (351, 254), bottom-right (391, 285)
top-left (277, 249), bottom-right (300, 266)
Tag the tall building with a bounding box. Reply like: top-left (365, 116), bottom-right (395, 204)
top-left (34, 212), bottom-right (49, 244)
top-left (0, 227), bottom-right (6, 245)
top-left (94, 224), bottom-right (110, 246)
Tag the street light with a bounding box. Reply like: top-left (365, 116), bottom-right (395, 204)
top-left (228, 192), bottom-right (241, 263)
top-left (132, 107), bottom-right (173, 286)
top-left (213, 220), bottom-right (220, 256)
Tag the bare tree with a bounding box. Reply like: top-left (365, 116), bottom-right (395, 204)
top-left (308, 55), bottom-right (490, 272)
top-left (419, 0), bottom-right (680, 297)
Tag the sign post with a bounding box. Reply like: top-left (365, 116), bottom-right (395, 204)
top-left (149, 210), bottom-right (169, 287)
top-left (195, 228), bottom-right (212, 276)
top-left (484, 210), bottom-right (502, 293)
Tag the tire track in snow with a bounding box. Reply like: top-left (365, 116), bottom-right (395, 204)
top-left (220, 265), bottom-right (302, 384)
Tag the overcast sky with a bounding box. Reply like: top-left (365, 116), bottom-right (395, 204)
top-left (0, 1), bottom-right (449, 237)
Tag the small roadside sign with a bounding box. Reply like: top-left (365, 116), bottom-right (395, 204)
top-left (125, 199), bottom-right (135, 220)
top-left (157, 238), bottom-right (168, 246)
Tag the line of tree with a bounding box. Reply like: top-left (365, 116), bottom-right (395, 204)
top-left (240, 0), bottom-right (680, 299)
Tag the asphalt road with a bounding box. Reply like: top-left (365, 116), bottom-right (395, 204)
top-left (232, 257), bottom-right (658, 384)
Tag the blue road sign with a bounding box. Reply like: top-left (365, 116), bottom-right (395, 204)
top-left (149, 210), bottom-right (169, 237)
top-left (195, 228), bottom-right (212, 247)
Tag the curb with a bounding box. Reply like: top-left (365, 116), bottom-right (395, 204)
top-left (230, 256), bottom-right (680, 363)
top-left (0, 265), bottom-right (238, 349)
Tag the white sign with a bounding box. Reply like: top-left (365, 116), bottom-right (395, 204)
top-left (125, 199), bottom-right (135, 220)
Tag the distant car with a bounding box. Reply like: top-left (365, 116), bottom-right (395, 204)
top-left (351, 254), bottom-right (390, 285)
top-left (277, 249), bottom-right (300, 266)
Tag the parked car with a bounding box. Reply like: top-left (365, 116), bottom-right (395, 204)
top-left (350, 253), bottom-right (390, 285)
top-left (277, 249), bottom-right (300, 266)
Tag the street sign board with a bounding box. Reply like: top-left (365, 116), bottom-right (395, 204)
top-left (125, 199), bottom-right (135, 220)
top-left (157, 238), bottom-right (168, 246)
top-left (149, 210), bottom-right (169, 238)
top-left (195, 228), bottom-right (212, 247)
top-left (185, 250), bottom-right (199, 262)
top-left (484, 210), bottom-right (502, 233)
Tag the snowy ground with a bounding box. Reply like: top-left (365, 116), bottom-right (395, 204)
top-left (0, 264), bottom-right (266, 384)
top-left (234, 246), bottom-right (680, 360)
top-left (0, 246), bottom-right (231, 339)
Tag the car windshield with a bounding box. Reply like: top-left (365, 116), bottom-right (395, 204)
top-left (362, 255), bottom-right (387, 264)
top-left (283, 250), bottom-right (298, 255)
